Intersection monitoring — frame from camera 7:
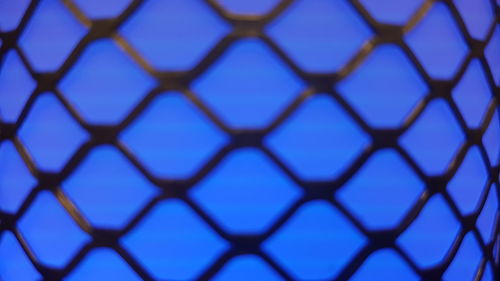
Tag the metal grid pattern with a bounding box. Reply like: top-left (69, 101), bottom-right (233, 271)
top-left (0, 0), bottom-right (499, 280)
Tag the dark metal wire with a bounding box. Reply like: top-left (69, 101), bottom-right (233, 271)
top-left (0, 0), bottom-right (499, 280)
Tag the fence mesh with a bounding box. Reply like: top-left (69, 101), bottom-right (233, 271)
top-left (0, 0), bottom-right (499, 280)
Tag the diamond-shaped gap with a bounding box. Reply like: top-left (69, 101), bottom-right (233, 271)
top-left (121, 199), bottom-right (228, 280)
top-left (212, 255), bottom-right (284, 281)
top-left (482, 110), bottom-right (499, 167)
top-left (65, 248), bottom-right (141, 281)
top-left (189, 148), bottom-right (301, 234)
top-left (18, 93), bottom-right (89, 172)
top-left (74, 0), bottom-right (131, 19)
top-left (0, 231), bottom-right (41, 280)
top-left (443, 233), bottom-right (482, 281)
top-left (263, 200), bottom-right (366, 280)
top-left (476, 184), bottom-right (498, 243)
top-left (349, 249), bottom-right (419, 281)
top-left (19, 0), bottom-right (87, 72)
top-left (216, 0), bottom-right (281, 15)
top-left (359, 0), bottom-right (424, 25)
top-left (336, 149), bottom-right (425, 230)
top-left (0, 0), bottom-right (31, 31)
top-left (447, 146), bottom-right (488, 215)
top-left (337, 44), bottom-right (427, 128)
top-left (0, 51), bottom-right (36, 123)
top-left (399, 99), bottom-right (464, 175)
top-left (454, 0), bottom-right (494, 40)
top-left (452, 59), bottom-right (492, 128)
top-left (266, 0), bottom-right (373, 73)
top-left (120, 91), bottom-right (227, 179)
top-left (59, 39), bottom-right (155, 125)
top-left (397, 195), bottom-right (460, 268)
top-left (62, 145), bottom-right (158, 229)
top-left (485, 26), bottom-right (500, 86)
top-left (0, 141), bottom-right (36, 214)
top-left (120, 0), bottom-right (230, 70)
top-left (265, 94), bottom-right (370, 181)
top-left (18, 191), bottom-right (90, 268)
top-left (405, 2), bottom-right (468, 79)
top-left (192, 39), bottom-right (304, 129)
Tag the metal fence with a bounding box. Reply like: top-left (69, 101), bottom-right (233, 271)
top-left (0, 0), bottom-right (499, 280)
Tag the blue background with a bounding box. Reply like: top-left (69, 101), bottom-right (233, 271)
top-left (0, 0), bottom-right (499, 280)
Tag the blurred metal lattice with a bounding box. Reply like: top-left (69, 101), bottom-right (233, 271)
top-left (0, 0), bottom-right (499, 280)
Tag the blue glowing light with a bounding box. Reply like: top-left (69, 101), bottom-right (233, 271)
top-left (0, 0), bottom-right (497, 280)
